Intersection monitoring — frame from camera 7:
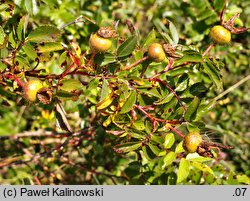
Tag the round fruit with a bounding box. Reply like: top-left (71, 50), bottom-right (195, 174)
top-left (183, 131), bottom-right (202, 153)
top-left (23, 79), bottom-right (43, 102)
top-left (209, 25), bottom-right (231, 45)
top-left (89, 33), bottom-right (112, 52)
top-left (148, 43), bottom-right (166, 62)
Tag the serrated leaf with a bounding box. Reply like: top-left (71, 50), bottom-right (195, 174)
top-left (151, 135), bottom-right (164, 144)
top-left (57, 90), bottom-right (81, 100)
top-left (186, 153), bottom-right (212, 162)
top-left (189, 82), bottom-right (207, 96)
top-left (142, 146), bottom-right (156, 160)
top-left (175, 77), bottom-right (189, 92)
top-left (148, 143), bottom-right (161, 156)
top-left (100, 79), bottom-right (110, 101)
top-left (177, 158), bottom-right (190, 183)
top-left (142, 29), bottom-right (156, 48)
top-left (139, 87), bottom-right (162, 98)
top-left (169, 21), bottom-right (179, 45)
top-left (0, 60), bottom-right (7, 71)
top-left (15, 56), bottom-right (31, 69)
top-left (25, 0), bottom-right (39, 15)
top-left (184, 96), bottom-right (200, 122)
top-left (162, 151), bottom-right (176, 169)
top-left (120, 90), bottom-right (136, 114)
top-left (154, 93), bottom-right (174, 105)
top-left (167, 66), bottom-right (190, 77)
top-left (164, 133), bottom-right (175, 149)
top-left (236, 175), bottom-right (250, 185)
top-left (114, 142), bottom-right (141, 153)
top-left (27, 26), bottom-right (61, 42)
top-left (94, 53), bottom-right (116, 66)
top-left (117, 35), bottom-right (137, 58)
top-left (153, 18), bottom-right (168, 32)
top-left (194, 100), bottom-right (215, 121)
top-left (175, 141), bottom-right (185, 154)
top-left (96, 92), bottom-right (114, 110)
top-left (0, 26), bottom-right (6, 45)
top-left (160, 32), bottom-right (174, 45)
top-left (60, 79), bottom-right (82, 92)
top-left (190, 161), bottom-right (214, 175)
top-left (174, 52), bottom-right (202, 66)
top-left (203, 60), bottom-right (222, 90)
top-left (17, 15), bottom-right (29, 41)
top-left (35, 42), bottom-right (63, 53)
top-left (22, 43), bottom-right (37, 60)
top-left (124, 161), bottom-right (141, 178)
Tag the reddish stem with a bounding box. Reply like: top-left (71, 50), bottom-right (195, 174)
top-left (202, 43), bottom-right (215, 57)
top-left (151, 78), bottom-right (187, 111)
top-left (150, 57), bottom-right (175, 79)
top-left (85, 51), bottom-right (97, 67)
top-left (169, 125), bottom-right (185, 139)
top-left (134, 104), bottom-right (181, 124)
top-left (123, 56), bottom-right (149, 71)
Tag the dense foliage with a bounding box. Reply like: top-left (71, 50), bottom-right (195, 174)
top-left (0, 0), bottom-right (249, 185)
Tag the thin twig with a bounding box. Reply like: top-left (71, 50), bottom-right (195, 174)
top-left (150, 57), bottom-right (175, 79)
top-left (214, 74), bottom-right (250, 101)
top-left (134, 104), bottom-right (182, 124)
top-left (123, 56), bottom-right (149, 71)
top-left (202, 43), bottom-right (215, 57)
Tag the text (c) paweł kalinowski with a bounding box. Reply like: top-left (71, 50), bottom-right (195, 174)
top-left (20, 188), bottom-right (104, 197)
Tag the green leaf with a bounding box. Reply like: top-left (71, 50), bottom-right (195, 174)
top-left (60, 79), bottom-right (82, 92)
top-left (167, 67), bottom-right (190, 77)
top-left (114, 142), bottom-right (141, 153)
top-left (169, 21), bottom-right (179, 45)
top-left (174, 52), bottom-right (202, 66)
top-left (142, 29), bottom-right (156, 48)
top-left (35, 42), bottom-right (63, 53)
top-left (190, 161), bottom-right (214, 175)
top-left (162, 151), bottom-right (176, 169)
top-left (94, 53), bottom-right (116, 66)
top-left (164, 133), bottom-right (175, 149)
top-left (177, 158), bottom-right (190, 183)
top-left (236, 175), bottom-right (250, 185)
top-left (100, 79), bottom-right (110, 101)
top-left (154, 93), bottom-right (174, 105)
top-left (0, 60), bottom-right (7, 71)
top-left (139, 87), bottom-right (162, 98)
top-left (175, 76), bottom-right (189, 92)
top-left (57, 90), bottom-right (80, 100)
top-left (186, 153), bottom-right (212, 162)
top-left (0, 26), bottom-right (6, 46)
top-left (15, 56), bottom-right (31, 69)
top-left (151, 135), bottom-right (164, 144)
top-left (184, 96), bottom-right (200, 122)
top-left (160, 32), bottom-right (174, 45)
top-left (175, 141), bottom-right (185, 153)
top-left (25, 0), bottom-right (39, 15)
top-left (148, 143), bottom-right (161, 156)
top-left (203, 60), bottom-right (222, 90)
top-left (120, 90), bottom-right (136, 114)
top-left (27, 26), bottom-right (61, 42)
top-left (22, 43), bottom-right (37, 60)
top-left (117, 35), bottom-right (137, 58)
top-left (194, 100), bottom-right (215, 121)
top-left (124, 161), bottom-right (141, 178)
top-left (17, 15), bottom-right (29, 41)
top-left (189, 82), bottom-right (207, 96)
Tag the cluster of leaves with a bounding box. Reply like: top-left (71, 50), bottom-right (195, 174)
top-left (0, 0), bottom-right (249, 184)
